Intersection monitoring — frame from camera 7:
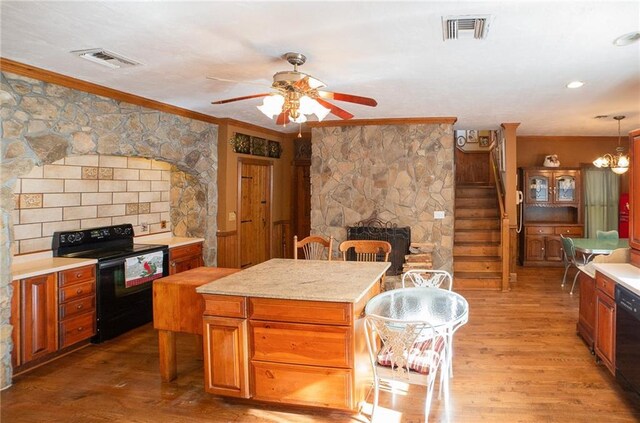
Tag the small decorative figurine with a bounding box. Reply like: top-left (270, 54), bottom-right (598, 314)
top-left (543, 154), bottom-right (560, 167)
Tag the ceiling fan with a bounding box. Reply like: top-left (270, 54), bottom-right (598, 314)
top-left (209, 52), bottom-right (377, 126)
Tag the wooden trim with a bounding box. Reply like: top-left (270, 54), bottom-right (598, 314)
top-left (307, 117), bottom-right (457, 128)
top-left (273, 219), bottom-right (291, 225)
top-left (221, 118), bottom-right (287, 139)
top-left (217, 230), bottom-right (238, 237)
top-left (0, 57), bottom-right (286, 137)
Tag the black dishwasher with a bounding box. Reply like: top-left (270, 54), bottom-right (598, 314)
top-left (615, 284), bottom-right (640, 395)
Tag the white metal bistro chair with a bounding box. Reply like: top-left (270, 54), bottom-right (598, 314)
top-left (363, 314), bottom-right (446, 422)
top-left (402, 269), bottom-right (453, 290)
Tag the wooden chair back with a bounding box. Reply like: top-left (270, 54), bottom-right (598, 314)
top-left (293, 235), bottom-right (333, 261)
top-left (339, 240), bottom-right (392, 262)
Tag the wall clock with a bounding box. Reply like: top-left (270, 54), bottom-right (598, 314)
top-left (456, 135), bottom-right (467, 147)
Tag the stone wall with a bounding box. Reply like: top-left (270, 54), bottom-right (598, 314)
top-left (0, 71), bottom-right (218, 387)
top-left (310, 123), bottom-right (454, 270)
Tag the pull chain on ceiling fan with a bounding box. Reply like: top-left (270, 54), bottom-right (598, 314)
top-left (210, 52), bottom-right (377, 136)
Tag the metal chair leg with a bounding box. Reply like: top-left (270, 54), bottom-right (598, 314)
top-left (561, 264), bottom-right (570, 287)
top-left (570, 271), bottom-right (580, 295)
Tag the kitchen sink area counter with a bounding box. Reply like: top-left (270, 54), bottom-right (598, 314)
top-left (11, 255), bottom-right (98, 280)
top-left (135, 233), bottom-right (205, 249)
top-left (592, 263), bottom-right (640, 295)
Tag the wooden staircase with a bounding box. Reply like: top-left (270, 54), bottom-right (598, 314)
top-left (454, 184), bottom-right (503, 290)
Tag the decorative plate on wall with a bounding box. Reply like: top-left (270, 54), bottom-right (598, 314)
top-left (268, 141), bottom-right (282, 158)
top-left (250, 137), bottom-right (267, 156)
top-left (456, 135), bottom-right (466, 147)
top-left (231, 133), bottom-right (250, 154)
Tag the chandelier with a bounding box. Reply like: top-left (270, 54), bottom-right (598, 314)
top-left (593, 115), bottom-right (629, 175)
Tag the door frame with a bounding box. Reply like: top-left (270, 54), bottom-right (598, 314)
top-left (236, 158), bottom-right (274, 267)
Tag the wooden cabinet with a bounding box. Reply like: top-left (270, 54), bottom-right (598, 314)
top-left (629, 129), bottom-right (640, 264)
top-left (577, 272), bottom-right (596, 351)
top-left (169, 243), bottom-right (203, 275)
top-left (519, 167), bottom-right (583, 266)
top-left (58, 265), bottom-right (96, 348)
top-left (594, 272), bottom-right (616, 375)
top-left (21, 273), bottom-right (58, 363)
top-left (12, 265), bottom-right (96, 373)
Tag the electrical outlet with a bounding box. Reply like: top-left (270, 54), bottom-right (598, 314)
top-left (160, 220), bottom-right (167, 229)
top-left (229, 212), bottom-right (236, 222)
top-left (434, 211), bottom-right (445, 219)
top-left (140, 222), bottom-right (148, 232)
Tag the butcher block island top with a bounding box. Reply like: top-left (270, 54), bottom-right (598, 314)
top-left (195, 258), bottom-right (391, 411)
top-left (196, 258), bottom-right (391, 302)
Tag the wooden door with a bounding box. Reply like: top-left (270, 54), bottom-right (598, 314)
top-left (525, 236), bottom-right (546, 261)
top-left (203, 316), bottom-right (249, 398)
top-left (595, 291), bottom-right (616, 374)
top-left (545, 237), bottom-right (563, 262)
top-left (239, 160), bottom-right (272, 269)
top-left (292, 160), bottom-right (311, 240)
top-left (22, 273), bottom-right (57, 363)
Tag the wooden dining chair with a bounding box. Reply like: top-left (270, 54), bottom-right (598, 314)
top-left (338, 240), bottom-right (391, 262)
top-left (293, 235), bottom-right (333, 261)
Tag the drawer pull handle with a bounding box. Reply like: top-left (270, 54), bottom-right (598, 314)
top-left (76, 304), bottom-right (83, 310)
top-left (76, 288), bottom-right (83, 294)
top-left (76, 273), bottom-right (82, 278)
top-left (77, 327), bottom-right (83, 332)
top-left (265, 370), bottom-right (274, 379)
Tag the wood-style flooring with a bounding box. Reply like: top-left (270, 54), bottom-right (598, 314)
top-left (2, 266), bottom-right (639, 422)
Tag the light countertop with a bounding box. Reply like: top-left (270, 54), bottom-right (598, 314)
top-left (196, 258), bottom-right (390, 303)
top-left (12, 257), bottom-right (98, 280)
top-left (135, 234), bottom-right (204, 248)
top-left (593, 263), bottom-right (640, 296)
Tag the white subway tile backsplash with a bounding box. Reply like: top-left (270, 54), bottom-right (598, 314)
top-left (113, 192), bottom-right (139, 203)
top-left (43, 164), bottom-right (81, 179)
top-left (112, 215), bottom-right (138, 226)
top-left (139, 170), bottom-right (162, 181)
top-left (161, 191), bottom-right (170, 202)
top-left (22, 179), bottom-right (64, 193)
top-left (151, 181), bottom-right (170, 192)
top-left (139, 191), bottom-right (161, 202)
top-left (20, 236), bottom-right (53, 254)
top-left (160, 212), bottom-right (170, 222)
top-left (13, 180), bottom-right (21, 194)
top-left (99, 156), bottom-right (128, 168)
top-left (97, 204), bottom-right (125, 217)
top-left (12, 209), bottom-right (19, 225)
top-left (99, 180), bottom-right (127, 192)
top-left (138, 213), bottom-right (160, 224)
top-left (21, 208), bottom-right (62, 223)
top-left (81, 218), bottom-right (112, 228)
top-left (113, 168), bottom-right (140, 180)
top-left (127, 157), bottom-right (152, 169)
top-left (65, 179), bottom-right (98, 192)
top-left (42, 220), bottom-right (80, 236)
top-left (82, 192), bottom-right (113, 205)
top-left (151, 201), bottom-right (170, 213)
top-left (23, 166), bottom-right (43, 179)
top-left (43, 193), bottom-right (81, 207)
top-left (51, 159), bottom-right (65, 165)
top-left (161, 171), bottom-right (171, 181)
top-left (64, 206), bottom-right (97, 220)
top-left (65, 155), bottom-right (99, 166)
top-left (127, 180), bottom-right (151, 192)
top-left (13, 223), bottom-right (42, 240)
top-left (152, 160), bottom-right (172, 170)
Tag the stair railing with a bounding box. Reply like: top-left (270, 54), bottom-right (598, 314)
top-left (489, 146), bottom-right (510, 291)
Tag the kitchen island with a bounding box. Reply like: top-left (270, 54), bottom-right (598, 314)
top-left (195, 258), bottom-right (390, 411)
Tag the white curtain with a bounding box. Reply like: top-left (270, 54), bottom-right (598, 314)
top-left (584, 168), bottom-right (620, 238)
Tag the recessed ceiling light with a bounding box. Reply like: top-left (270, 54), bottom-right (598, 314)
top-left (613, 31), bottom-right (640, 46)
top-left (594, 115), bottom-right (609, 119)
top-left (566, 81), bottom-right (584, 89)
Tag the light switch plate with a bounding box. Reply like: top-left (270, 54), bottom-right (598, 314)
top-left (229, 211), bottom-right (236, 221)
top-left (434, 211), bottom-right (445, 219)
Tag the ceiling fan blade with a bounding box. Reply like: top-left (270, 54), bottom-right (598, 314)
top-left (276, 112), bottom-right (290, 125)
top-left (317, 91), bottom-right (377, 107)
top-left (206, 76), bottom-right (272, 89)
top-left (315, 98), bottom-right (354, 120)
top-left (211, 93), bottom-right (270, 105)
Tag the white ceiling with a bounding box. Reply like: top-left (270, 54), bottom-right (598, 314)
top-left (1, 1), bottom-right (639, 136)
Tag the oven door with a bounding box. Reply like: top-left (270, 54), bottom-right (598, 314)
top-left (94, 249), bottom-right (168, 343)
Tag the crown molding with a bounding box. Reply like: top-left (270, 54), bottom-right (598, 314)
top-left (307, 117), bottom-right (457, 128)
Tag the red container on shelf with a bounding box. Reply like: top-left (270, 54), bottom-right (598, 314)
top-left (619, 193), bottom-right (630, 238)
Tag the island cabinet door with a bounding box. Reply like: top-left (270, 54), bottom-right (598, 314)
top-left (22, 273), bottom-right (58, 363)
top-left (203, 316), bottom-right (250, 398)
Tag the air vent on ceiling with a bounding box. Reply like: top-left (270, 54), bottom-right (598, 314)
top-left (71, 48), bottom-right (141, 69)
top-left (442, 15), bottom-right (492, 40)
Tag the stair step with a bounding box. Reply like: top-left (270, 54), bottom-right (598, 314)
top-left (455, 208), bottom-right (499, 218)
top-left (456, 186), bottom-right (496, 198)
top-left (453, 244), bottom-right (501, 256)
top-left (454, 256), bottom-right (502, 272)
top-left (456, 197), bottom-right (497, 208)
top-left (453, 274), bottom-right (502, 290)
top-left (455, 218), bottom-right (500, 230)
top-left (454, 230), bottom-right (501, 243)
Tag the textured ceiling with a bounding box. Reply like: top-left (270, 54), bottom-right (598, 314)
top-left (1, 1), bottom-right (639, 136)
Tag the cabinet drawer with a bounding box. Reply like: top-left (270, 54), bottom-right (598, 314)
top-left (596, 273), bottom-right (616, 299)
top-left (554, 226), bottom-right (583, 236)
top-left (250, 298), bottom-right (351, 326)
top-left (527, 226), bottom-right (553, 235)
top-left (170, 243), bottom-right (202, 260)
top-left (59, 280), bottom-right (95, 303)
top-left (59, 265), bottom-right (95, 286)
top-left (203, 294), bottom-right (246, 318)
top-left (59, 311), bottom-right (95, 348)
top-left (250, 321), bottom-right (351, 368)
top-left (59, 295), bottom-right (95, 319)
top-left (251, 361), bottom-right (352, 410)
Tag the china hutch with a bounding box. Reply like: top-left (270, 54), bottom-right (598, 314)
top-left (518, 167), bottom-right (583, 266)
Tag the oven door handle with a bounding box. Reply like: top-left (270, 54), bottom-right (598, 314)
top-left (98, 257), bottom-right (125, 269)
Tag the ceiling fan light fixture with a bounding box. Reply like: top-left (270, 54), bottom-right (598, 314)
top-left (257, 94), bottom-right (284, 118)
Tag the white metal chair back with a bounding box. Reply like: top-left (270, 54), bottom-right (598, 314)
top-left (293, 235), bottom-right (333, 261)
top-left (364, 314), bottom-right (444, 422)
top-left (402, 269), bottom-right (453, 290)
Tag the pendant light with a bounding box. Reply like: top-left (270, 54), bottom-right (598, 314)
top-left (593, 115), bottom-right (629, 175)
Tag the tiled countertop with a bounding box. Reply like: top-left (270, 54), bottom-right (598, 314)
top-left (593, 263), bottom-right (640, 296)
top-left (196, 258), bottom-right (390, 303)
top-left (135, 233), bottom-right (204, 248)
top-left (12, 257), bottom-right (98, 280)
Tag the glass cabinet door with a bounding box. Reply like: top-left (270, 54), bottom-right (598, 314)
top-left (555, 174), bottom-right (577, 203)
top-left (527, 174), bottom-right (550, 203)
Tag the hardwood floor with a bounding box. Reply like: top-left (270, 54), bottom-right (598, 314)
top-left (2, 266), bottom-right (639, 422)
